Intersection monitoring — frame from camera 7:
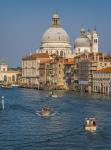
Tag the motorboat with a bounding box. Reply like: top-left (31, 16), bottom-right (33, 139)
top-left (48, 91), bottom-right (58, 98)
top-left (37, 106), bottom-right (54, 117)
top-left (51, 94), bottom-right (58, 98)
top-left (84, 118), bottom-right (97, 132)
top-left (12, 84), bottom-right (19, 87)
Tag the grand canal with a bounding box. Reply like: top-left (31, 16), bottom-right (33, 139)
top-left (0, 88), bottom-right (111, 150)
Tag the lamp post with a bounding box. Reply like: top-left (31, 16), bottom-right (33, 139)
top-left (1, 96), bottom-right (4, 110)
top-left (36, 76), bottom-right (39, 90)
top-left (109, 80), bottom-right (111, 96)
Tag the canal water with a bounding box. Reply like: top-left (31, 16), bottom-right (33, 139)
top-left (0, 88), bottom-right (111, 150)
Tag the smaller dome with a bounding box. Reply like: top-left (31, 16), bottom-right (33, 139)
top-left (80, 28), bottom-right (86, 33)
top-left (75, 37), bottom-right (90, 47)
top-left (52, 13), bottom-right (59, 19)
top-left (0, 59), bottom-right (7, 65)
top-left (80, 28), bottom-right (87, 37)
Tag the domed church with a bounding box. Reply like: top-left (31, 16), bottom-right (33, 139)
top-left (74, 28), bottom-right (99, 55)
top-left (40, 13), bottom-right (72, 58)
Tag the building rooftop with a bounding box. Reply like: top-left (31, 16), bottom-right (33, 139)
top-left (22, 53), bottom-right (50, 60)
top-left (96, 67), bottom-right (111, 73)
top-left (64, 58), bottom-right (75, 65)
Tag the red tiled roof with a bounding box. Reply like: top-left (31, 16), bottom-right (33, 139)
top-left (39, 59), bottom-right (52, 64)
top-left (22, 53), bottom-right (50, 60)
top-left (64, 58), bottom-right (75, 65)
top-left (96, 67), bottom-right (111, 73)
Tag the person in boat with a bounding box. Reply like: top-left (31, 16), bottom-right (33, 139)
top-left (39, 106), bottom-right (53, 116)
top-left (49, 91), bottom-right (57, 97)
top-left (48, 91), bottom-right (53, 96)
top-left (91, 119), bottom-right (96, 126)
top-left (42, 106), bottom-right (52, 112)
top-left (85, 118), bottom-right (96, 127)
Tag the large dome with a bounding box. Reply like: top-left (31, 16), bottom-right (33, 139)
top-left (42, 27), bottom-right (70, 43)
top-left (40, 13), bottom-right (72, 58)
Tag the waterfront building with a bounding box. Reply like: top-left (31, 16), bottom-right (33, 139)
top-left (22, 53), bottom-right (50, 88)
top-left (39, 13), bottom-right (72, 58)
top-left (75, 52), bottom-right (111, 93)
top-left (77, 59), bottom-right (97, 93)
top-left (64, 58), bottom-right (76, 90)
top-left (93, 67), bottom-right (111, 95)
top-left (74, 28), bottom-right (99, 55)
top-left (96, 54), bottom-right (111, 70)
top-left (47, 55), bottom-right (65, 89)
top-left (0, 60), bottom-right (21, 84)
top-left (22, 52), bottom-right (66, 89)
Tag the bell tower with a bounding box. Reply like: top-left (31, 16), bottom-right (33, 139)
top-left (92, 28), bottom-right (99, 53)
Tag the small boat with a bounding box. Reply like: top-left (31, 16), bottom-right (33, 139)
top-left (48, 91), bottom-right (58, 98)
top-left (84, 118), bottom-right (97, 132)
top-left (1, 84), bottom-right (12, 89)
top-left (37, 106), bottom-right (54, 117)
top-left (51, 94), bottom-right (58, 98)
top-left (12, 84), bottom-right (19, 87)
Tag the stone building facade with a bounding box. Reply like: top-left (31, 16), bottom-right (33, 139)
top-left (0, 60), bottom-right (21, 84)
top-left (93, 67), bottom-right (111, 95)
top-left (22, 53), bottom-right (66, 89)
top-left (75, 52), bottom-right (111, 93)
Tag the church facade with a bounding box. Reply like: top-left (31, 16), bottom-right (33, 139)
top-left (74, 28), bottom-right (99, 55)
top-left (39, 13), bottom-right (72, 58)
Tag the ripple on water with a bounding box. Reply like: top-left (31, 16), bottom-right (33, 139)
top-left (0, 88), bottom-right (111, 150)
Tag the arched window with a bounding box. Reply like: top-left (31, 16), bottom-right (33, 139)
top-left (78, 48), bottom-right (80, 53)
top-left (12, 75), bottom-right (16, 81)
top-left (60, 51), bottom-right (63, 57)
top-left (4, 75), bottom-right (7, 82)
top-left (94, 39), bottom-right (97, 43)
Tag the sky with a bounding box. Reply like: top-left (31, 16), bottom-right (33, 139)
top-left (0, 0), bottom-right (111, 67)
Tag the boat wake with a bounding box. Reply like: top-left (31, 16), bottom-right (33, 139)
top-left (36, 111), bottom-right (56, 117)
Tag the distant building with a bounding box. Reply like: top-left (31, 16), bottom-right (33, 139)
top-left (0, 60), bottom-right (21, 84)
top-left (93, 67), bottom-right (111, 95)
top-left (74, 28), bottom-right (99, 55)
